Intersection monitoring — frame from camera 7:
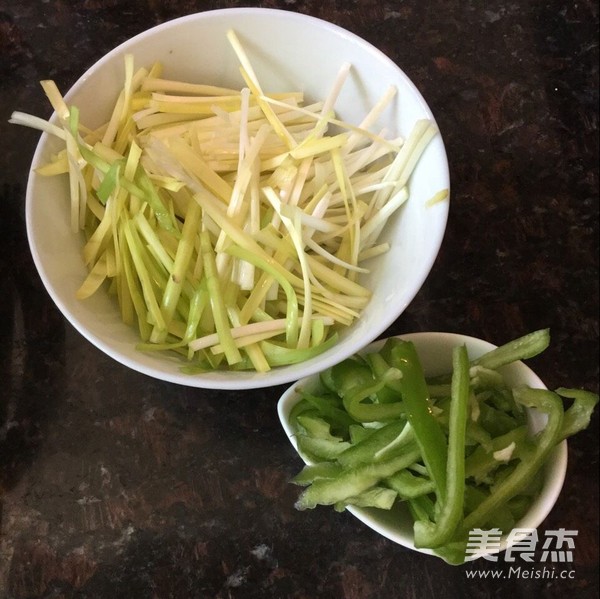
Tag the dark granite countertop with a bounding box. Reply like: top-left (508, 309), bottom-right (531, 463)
top-left (1, 1), bottom-right (598, 598)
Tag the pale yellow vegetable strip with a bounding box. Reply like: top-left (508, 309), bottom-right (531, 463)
top-left (122, 219), bottom-right (166, 330)
top-left (66, 131), bottom-right (85, 232)
top-left (119, 54), bottom-right (135, 127)
top-left (358, 242), bottom-right (390, 262)
top-left (210, 329), bottom-right (288, 354)
top-left (212, 316), bottom-right (334, 355)
top-left (342, 136), bottom-right (398, 180)
top-left (226, 306), bottom-right (270, 372)
top-left (262, 186), bottom-right (313, 348)
top-left (394, 123), bottom-right (438, 189)
top-left (199, 231), bottom-right (242, 365)
top-left (150, 92), bottom-right (242, 104)
top-left (101, 88), bottom-right (126, 148)
top-left (193, 190), bottom-right (302, 288)
top-left (321, 62), bottom-right (352, 117)
top-left (147, 174), bottom-right (186, 192)
top-left (238, 272), bottom-right (278, 325)
top-left (120, 220), bottom-right (152, 341)
top-left (152, 200), bottom-right (202, 343)
top-left (255, 227), bottom-right (369, 301)
top-left (288, 206), bottom-right (338, 235)
top-left (114, 115), bottom-right (137, 156)
top-left (224, 105), bottom-right (266, 285)
top-left (260, 96), bottom-right (400, 151)
top-left (124, 139), bottom-right (142, 179)
top-left (40, 80), bottom-right (70, 121)
top-left (150, 97), bottom-right (242, 114)
top-left (238, 87), bottom-right (251, 157)
top-left (40, 79), bottom-right (87, 233)
top-left (83, 198), bottom-right (113, 265)
top-left (311, 201), bottom-right (366, 246)
top-left (76, 253), bottom-right (108, 299)
top-left (134, 213), bottom-right (175, 271)
top-left (360, 186), bottom-right (409, 250)
top-left (344, 85), bottom-right (398, 153)
top-left (92, 142), bottom-right (123, 163)
top-left (292, 295), bottom-right (358, 326)
top-left (300, 183), bottom-right (330, 216)
top-left (104, 241), bottom-right (118, 277)
top-left (134, 112), bottom-right (201, 130)
top-left (189, 318), bottom-right (289, 351)
top-left (237, 67), bottom-right (297, 150)
top-left (124, 140), bottom-right (143, 214)
top-left (86, 190), bottom-right (106, 222)
top-left (304, 237), bottom-right (369, 273)
top-left (225, 243), bottom-right (300, 347)
top-left (226, 124), bottom-right (271, 219)
top-left (330, 146), bottom-right (360, 267)
top-left (35, 155), bottom-right (69, 176)
top-left (426, 188), bottom-right (450, 207)
top-left (117, 252), bottom-right (135, 327)
top-left (8, 111), bottom-right (66, 140)
top-left (165, 137), bottom-right (233, 202)
top-left (290, 133), bottom-right (349, 160)
top-left (226, 29), bottom-right (296, 150)
top-left (309, 289), bottom-right (371, 310)
top-left (367, 118), bottom-right (433, 217)
top-left (306, 255), bottom-right (371, 297)
top-left (141, 78), bottom-right (242, 96)
top-left (236, 155), bottom-right (261, 290)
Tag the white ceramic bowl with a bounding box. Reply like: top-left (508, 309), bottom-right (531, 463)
top-left (277, 332), bottom-right (568, 560)
top-left (25, 8), bottom-right (449, 389)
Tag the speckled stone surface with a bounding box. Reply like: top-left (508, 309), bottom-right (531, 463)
top-left (0, 1), bottom-right (598, 598)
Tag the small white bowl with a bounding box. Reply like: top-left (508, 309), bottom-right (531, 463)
top-left (277, 332), bottom-right (568, 560)
top-left (25, 9), bottom-right (449, 389)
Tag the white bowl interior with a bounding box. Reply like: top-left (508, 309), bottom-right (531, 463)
top-left (277, 332), bottom-right (568, 559)
top-left (26, 8), bottom-right (449, 389)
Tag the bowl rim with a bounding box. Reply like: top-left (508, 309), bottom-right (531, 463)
top-left (277, 331), bottom-right (568, 560)
top-left (25, 8), bottom-right (450, 389)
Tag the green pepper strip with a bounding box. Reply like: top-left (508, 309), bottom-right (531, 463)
top-left (408, 494), bottom-right (436, 523)
top-left (461, 386), bottom-right (564, 534)
top-left (364, 352), bottom-right (403, 403)
top-left (464, 426), bottom-right (528, 483)
top-left (295, 446), bottom-right (420, 510)
top-left (386, 469), bottom-right (435, 499)
top-left (342, 380), bottom-right (405, 422)
top-left (336, 420), bottom-right (410, 468)
top-left (296, 435), bottom-right (352, 461)
top-left (292, 462), bottom-right (343, 486)
top-left (555, 387), bottom-right (599, 442)
top-left (334, 486), bottom-right (398, 511)
top-left (297, 391), bottom-right (356, 434)
top-left (329, 359), bottom-right (373, 396)
top-left (463, 485), bottom-right (515, 532)
top-left (327, 357), bottom-right (405, 422)
top-left (414, 345), bottom-right (470, 548)
top-left (473, 329), bottom-right (550, 370)
top-left (382, 339), bottom-right (448, 499)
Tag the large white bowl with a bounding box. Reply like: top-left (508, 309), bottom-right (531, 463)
top-left (277, 332), bottom-right (568, 560)
top-left (25, 8), bottom-right (450, 389)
